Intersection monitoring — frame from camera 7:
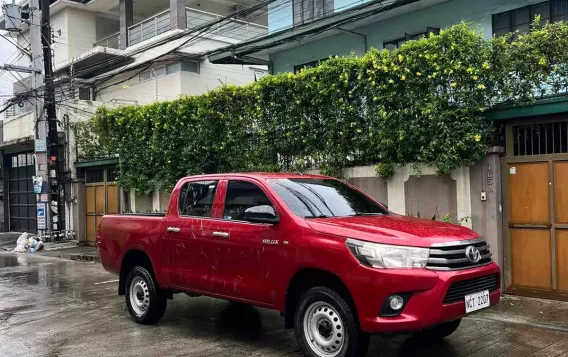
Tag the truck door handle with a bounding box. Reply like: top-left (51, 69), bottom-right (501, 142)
top-left (167, 227), bottom-right (180, 233)
top-left (212, 231), bottom-right (229, 239)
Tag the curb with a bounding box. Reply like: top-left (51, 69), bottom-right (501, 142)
top-left (69, 254), bottom-right (100, 263)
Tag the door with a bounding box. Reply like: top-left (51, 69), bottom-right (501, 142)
top-left (164, 179), bottom-right (220, 292)
top-left (212, 179), bottom-right (280, 304)
top-left (85, 167), bottom-right (119, 244)
top-left (506, 120), bottom-right (568, 297)
top-left (8, 153), bottom-right (36, 232)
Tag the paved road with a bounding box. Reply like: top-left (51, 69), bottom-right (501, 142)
top-left (1, 252), bottom-right (568, 357)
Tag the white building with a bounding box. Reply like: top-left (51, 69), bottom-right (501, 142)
top-left (0, 0), bottom-right (268, 241)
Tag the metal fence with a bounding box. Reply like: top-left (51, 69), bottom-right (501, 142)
top-left (94, 32), bottom-right (120, 49)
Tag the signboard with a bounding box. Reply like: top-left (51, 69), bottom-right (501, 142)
top-left (37, 203), bottom-right (47, 230)
top-left (32, 176), bottom-right (43, 194)
top-left (35, 139), bottom-right (47, 152)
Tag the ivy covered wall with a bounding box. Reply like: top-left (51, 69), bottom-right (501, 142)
top-left (78, 22), bottom-right (568, 193)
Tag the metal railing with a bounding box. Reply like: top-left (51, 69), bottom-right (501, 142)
top-left (94, 32), bottom-right (120, 49)
top-left (128, 9), bottom-right (171, 46)
top-left (186, 7), bottom-right (267, 42)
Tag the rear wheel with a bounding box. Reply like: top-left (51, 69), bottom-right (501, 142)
top-left (416, 319), bottom-right (461, 340)
top-left (295, 287), bottom-right (369, 357)
top-left (125, 266), bottom-right (167, 324)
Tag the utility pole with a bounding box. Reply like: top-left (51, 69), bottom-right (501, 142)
top-left (30, 0), bottom-right (49, 233)
top-left (40, 0), bottom-right (61, 233)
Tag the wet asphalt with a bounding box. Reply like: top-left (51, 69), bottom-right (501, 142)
top-left (1, 252), bottom-right (568, 357)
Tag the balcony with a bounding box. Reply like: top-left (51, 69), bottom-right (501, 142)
top-left (115, 7), bottom-right (268, 48)
top-left (128, 9), bottom-right (171, 47)
top-left (185, 7), bottom-right (267, 42)
top-left (94, 32), bottom-right (120, 49)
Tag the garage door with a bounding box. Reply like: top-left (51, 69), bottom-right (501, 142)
top-left (507, 120), bottom-right (568, 298)
top-left (8, 153), bottom-right (36, 232)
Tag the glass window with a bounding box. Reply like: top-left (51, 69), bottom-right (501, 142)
top-left (178, 180), bottom-right (218, 217)
top-left (223, 180), bottom-right (274, 221)
top-left (268, 178), bottom-right (388, 218)
top-left (293, 0), bottom-right (334, 25)
top-left (493, 2), bottom-right (557, 37)
top-left (552, 0), bottom-right (568, 21)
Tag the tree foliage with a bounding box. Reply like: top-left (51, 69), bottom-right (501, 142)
top-left (77, 22), bottom-right (568, 192)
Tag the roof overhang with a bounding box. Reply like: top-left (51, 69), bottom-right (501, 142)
top-left (487, 96), bottom-right (568, 121)
top-left (208, 0), bottom-right (421, 65)
top-left (55, 46), bottom-right (132, 78)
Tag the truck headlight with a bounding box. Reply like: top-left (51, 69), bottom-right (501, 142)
top-left (346, 238), bottom-right (429, 269)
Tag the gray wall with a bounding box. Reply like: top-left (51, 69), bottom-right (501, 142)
top-left (404, 174), bottom-right (457, 221)
top-left (348, 176), bottom-right (388, 206)
top-left (469, 149), bottom-right (504, 270)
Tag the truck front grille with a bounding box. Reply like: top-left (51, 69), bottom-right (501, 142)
top-left (426, 238), bottom-right (492, 271)
top-left (443, 273), bottom-right (500, 304)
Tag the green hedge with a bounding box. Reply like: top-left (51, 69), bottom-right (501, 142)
top-left (81, 21), bottom-right (568, 193)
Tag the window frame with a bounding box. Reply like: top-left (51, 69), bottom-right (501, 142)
top-left (293, 0), bottom-right (334, 26)
top-left (138, 65), bottom-right (167, 83)
top-left (492, 1), bottom-right (555, 38)
top-left (177, 179), bottom-right (220, 218)
top-left (293, 57), bottom-right (329, 74)
top-left (383, 27), bottom-right (440, 50)
top-left (221, 179), bottom-right (279, 224)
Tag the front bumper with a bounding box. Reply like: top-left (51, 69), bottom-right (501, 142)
top-left (342, 262), bottom-right (501, 333)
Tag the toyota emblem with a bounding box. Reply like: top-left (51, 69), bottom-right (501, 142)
top-left (465, 246), bottom-right (481, 263)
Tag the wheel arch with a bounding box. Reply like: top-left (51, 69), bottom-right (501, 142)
top-left (284, 267), bottom-right (357, 329)
top-left (119, 249), bottom-right (156, 296)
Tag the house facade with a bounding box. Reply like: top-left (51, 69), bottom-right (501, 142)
top-left (0, 0), bottom-right (268, 241)
top-left (209, 0), bottom-right (568, 300)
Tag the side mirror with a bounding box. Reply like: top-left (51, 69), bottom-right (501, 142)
top-left (244, 205), bottom-right (280, 224)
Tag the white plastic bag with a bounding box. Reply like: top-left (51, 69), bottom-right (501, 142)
top-left (12, 232), bottom-right (30, 253)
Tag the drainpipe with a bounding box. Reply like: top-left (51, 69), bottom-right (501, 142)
top-left (338, 28), bottom-right (368, 53)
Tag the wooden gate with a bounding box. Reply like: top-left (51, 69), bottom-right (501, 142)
top-left (85, 167), bottom-right (119, 244)
top-left (505, 119), bottom-right (568, 299)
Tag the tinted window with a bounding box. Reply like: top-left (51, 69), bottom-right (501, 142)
top-left (268, 178), bottom-right (388, 218)
top-left (223, 181), bottom-right (274, 221)
top-left (178, 181), bottom-right (218, 217)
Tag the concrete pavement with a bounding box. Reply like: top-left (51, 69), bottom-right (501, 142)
top-left (1, 251), bottom-right (568, 357)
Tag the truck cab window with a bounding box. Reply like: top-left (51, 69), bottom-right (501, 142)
top-left (223, 180), bottom-right (274, 222)
top-left (178, 180), bottom-right (218, 217)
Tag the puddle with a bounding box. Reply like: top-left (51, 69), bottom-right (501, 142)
top-left (0, 256), bottom-right (22, 268)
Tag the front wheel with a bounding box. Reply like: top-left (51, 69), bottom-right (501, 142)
top-left (295, 287), bottom-right (369, 357)
top-left (125, 266), bottom-right (167, 325)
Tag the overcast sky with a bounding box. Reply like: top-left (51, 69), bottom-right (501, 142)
top-left (1, 35), bottom-right (19, 97)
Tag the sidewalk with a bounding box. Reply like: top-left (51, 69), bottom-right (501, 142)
top-left (37, 245), bottom-right (100, 262)
top-left (475, 294), bottom-right (568, 332)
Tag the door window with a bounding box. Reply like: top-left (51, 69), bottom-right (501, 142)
top-left (223, 181), bottom-right (275, 222)
top-left (178, 181), bottom-right (218, 217)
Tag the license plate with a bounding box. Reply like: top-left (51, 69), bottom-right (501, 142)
top-left (465, 290), bottom-right (490, 313)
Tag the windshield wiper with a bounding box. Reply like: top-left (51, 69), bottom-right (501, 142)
top-left (349, 212), bottom-right (384, 216)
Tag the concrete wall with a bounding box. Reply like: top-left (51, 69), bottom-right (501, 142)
top-left (308, 159), bottom-right (503, 269)
top-left (469, 149), bottom-right (504, 270)
top-left (95, 15), bottom-right (120, 41)
top-left (405, 174), bottom-right (457, 221)
top-left (269, 0), bottom-right (546, 73)
top-left (98, 67), bottom-right (183, 104)
top-left (180, 60), bottom-right (259, 95)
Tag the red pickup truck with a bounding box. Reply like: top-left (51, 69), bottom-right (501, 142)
top-left (98, 173), bottom-right (500, 357)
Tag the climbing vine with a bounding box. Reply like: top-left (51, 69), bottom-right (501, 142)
top-left (77, 22), bottom-right (568, 193)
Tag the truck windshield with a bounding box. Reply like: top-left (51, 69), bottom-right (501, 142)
top-left (268, 178), bottom-right (388, 218)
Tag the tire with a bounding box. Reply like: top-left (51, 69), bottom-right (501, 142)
top-left (125, 266), bottom-right (167, 325)
top-left (415, 319), bottom-right (461, 340)
top-left (294, 286), bottom-right (369, 357)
